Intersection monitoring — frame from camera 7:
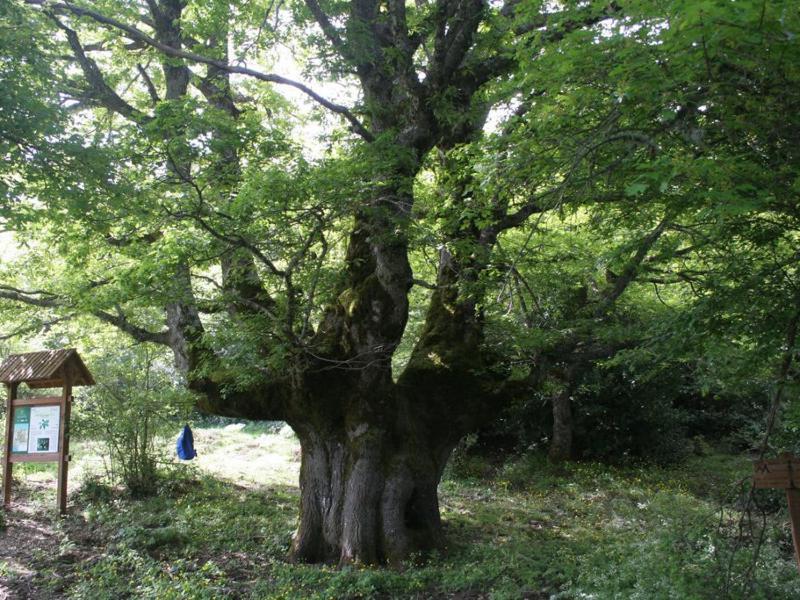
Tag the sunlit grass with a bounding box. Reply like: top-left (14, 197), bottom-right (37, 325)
top-left (191, 423), bottom-right (300, 488)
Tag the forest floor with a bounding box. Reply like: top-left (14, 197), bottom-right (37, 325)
top-left (1, 424), bottom-right (798, 599)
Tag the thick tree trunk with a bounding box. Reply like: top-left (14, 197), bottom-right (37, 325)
top-left (288, 420), bottom-right (451, 566)
top-left (282, 242), bottom-right (504, 567)
top-left (285, 163), bottom-right (454, 565)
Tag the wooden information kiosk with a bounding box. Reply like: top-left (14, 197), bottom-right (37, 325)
top-left (1, 348), bottom-right (94, 515)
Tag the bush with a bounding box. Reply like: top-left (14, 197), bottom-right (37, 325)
top-left (571, 366), bottom-right (693, 464)
top-left (480, 359), bottom-right (770, 467)
top-left (76, 476), bottom-right (116, 503)
top-left (74, 345), bottom-right (193, 497)
top-left (445, 439), bottom-right (499, 482)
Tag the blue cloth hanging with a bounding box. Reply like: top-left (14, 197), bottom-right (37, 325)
top-left (176, 424), bottom-right (197, 460)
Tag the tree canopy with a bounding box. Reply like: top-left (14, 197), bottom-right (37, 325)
top-left (1, 0), bottom-right (799, 565)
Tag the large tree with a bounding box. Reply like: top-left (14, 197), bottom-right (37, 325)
top-left (2, 0), bottom-right (798, 566)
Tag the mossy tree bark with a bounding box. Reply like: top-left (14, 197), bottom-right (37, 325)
top-left (264, 0), bottom-right (506, 561)
top-left (288, 417), bottom-right (452, 565)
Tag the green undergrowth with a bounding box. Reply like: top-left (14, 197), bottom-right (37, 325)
top-left (3, 428), bottom-right (798, 599)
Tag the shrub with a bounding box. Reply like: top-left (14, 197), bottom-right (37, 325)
top-left (571, 366), bottom-right (693, 464)
top-left (76, 476), bottom-right (115, 503)
top-left (480, 358), bottom-right (770, 467)
top-left (74, 345), bottom-right (193, 497)
top-left (444, 433), bottom-right (497, 480)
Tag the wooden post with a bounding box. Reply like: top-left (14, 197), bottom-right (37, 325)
top-left (2, 382), bottom-right (18, 508)
top-left (56, 373), bottom-right (72, 515)
top-left (789, 489), bottom-right (800, 571)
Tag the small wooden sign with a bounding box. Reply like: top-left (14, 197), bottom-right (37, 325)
top-left (754, 454), bottom-right (800, 489)
top-left (753, 453), bottom-right (800, 572)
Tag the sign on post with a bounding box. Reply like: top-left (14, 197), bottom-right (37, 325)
top-left (8, 400), bottom-right (64, 462)
top-left (753, 453), bottom-right (800, 572)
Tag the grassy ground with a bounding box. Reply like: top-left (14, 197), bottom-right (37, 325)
top-left (1, 425), bottom-right (798, 599)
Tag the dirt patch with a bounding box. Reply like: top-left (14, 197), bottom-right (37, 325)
top-left (0, 481), bottom-right (97, 600)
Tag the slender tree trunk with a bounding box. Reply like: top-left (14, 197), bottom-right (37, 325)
top-left (548, 387), bottom-right (573, 463)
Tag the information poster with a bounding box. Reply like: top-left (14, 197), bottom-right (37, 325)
top-left (28, 406), bottom-right (60, 453)
top-left (12, 406), bottom-right (30, 453)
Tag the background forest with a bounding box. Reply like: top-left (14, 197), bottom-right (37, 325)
top-left (1, 0), bottom-right (799, 597)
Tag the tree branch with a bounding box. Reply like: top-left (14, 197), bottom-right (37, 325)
top-left (0, 284), bottom-right (170, 345)
top-left (46, 12), bottom-right (150, 124)
top-left (429, 0), bottom-right (485, 89)
top-left (594, 216), bottom-right (669, 316)
top-left (304, 0), bottom-right (348, 56)
top-left (0, 285), bottom-right (60, 308)
top-left (512, 3), bottom-right (621, 37)
top-left (93, 308), bottom-right (171, 345)
top-left (0, 315), bottom-right (74, 341)
top-left (136, 63), bottom-right (161, 105)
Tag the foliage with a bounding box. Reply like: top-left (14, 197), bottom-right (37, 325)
top-left (455, 0), bottom-right (800, 461)
top-left (0, 0), bottom-right (795, 445)
top-left (0, 0), bottom-right (63, 206)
